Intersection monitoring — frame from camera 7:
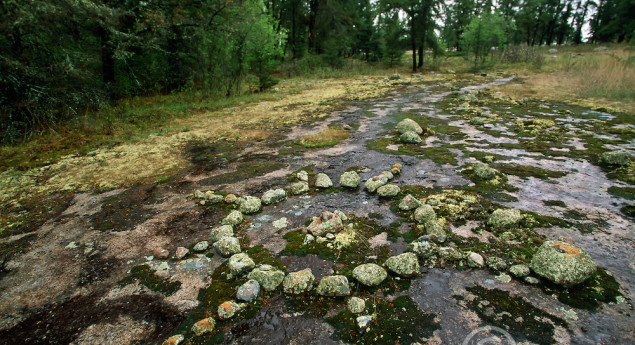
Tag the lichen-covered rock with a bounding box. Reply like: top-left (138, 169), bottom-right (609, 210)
top-left (224, 194), bottom-right (240, 204)
top-left (509, 264), bottom-right (530, 278)
top-left (261, 188), bottom-right (287, 205)
top-left (467, 252), bottom-right (485, 268)
top-left (488, 208), bottom-right (522, 229)
top-left (248, 264), bottom-right (285, 291)
top-left (438, 247), bottom-right (463, 261)
top-left (193, 241), bottom-right (209, 252)
top-left (424, 220), bottom-right (446, 241)
top-left (296, 170), bottom-right (309, 181)
top-left (239, 196), bottom-right (262, 214)
top-left (334, 210), bottom-right (348, 221)
top-left (352, 263), bottom-right (388, 286)
top-left (237, 279), bottom-right (260, 302)
top-left (414, 205), bottom-right (436, 224)
top-left (389, 74), bottom-right (402, 80)
top-left (210, 225), bottom-right (234, 242)
top-left (380, 170), bottom-right (394, 180)
top-left (357, 315), bottom-right (373, 333)
top-left (364, 175), bottom-right (388, 193)
top-left (315, 173), bottom-right (333, 188)
top-left (530, 241), bottom-right (597, 286)
top-left (191, 317), bottom-right (215, 336)
top-left (290, 181), bottom-right (310, 195)
top-left (303, 234), bottom-right (315, 244)
top-left (400, 131), bottom-right (422, 144)
top-left (175, 247), bottom-right (189, 260)
top-left (228, 253), bottom-right (255, 276)
top-left (377, 184), bottom-right (400, 197)
top-left (222, 210), bottom-right (244, 226)
top-left (470, 117), bottom-right (486, 126)
top-left (399, 194), bottom-right (422, 211)
top-left (307, 211), bottom-right (343, 236)
top-left (408, 237), bottom-right (438, 258)
top-left (217, 301), bottom-right (242, 320)
top-left (316, 275), bottom-right (351, 296)
top-left (600, 150), bottom-right (630, 166)
top-left (348, 297), bottom-right (366, 314)
top-left (340, 171), bottom-right (361, 188)
top-left (283, 268), bottom-right (315, 294)
top-left (396, 118), bottom-right (423, 134)
top-left (385, 252), bottom-right (420, 277)
top-left (213, 236), bottom-right (241, 257)
top-left (163, 334), bottom-right (185, 345)
top-left (486, 256), bottom-right (508, 271)
top-left (473, 162), bottom-right (498, 180)
top-left (525, 276), bottom-right (540, 284)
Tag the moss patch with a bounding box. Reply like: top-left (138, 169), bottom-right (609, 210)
top-left (199, 159), bottom-right (285, 186)
top-left (607, 186), bottom-right (635, 200)
top-left (120, 264), bottom-right (181, 296)
top-left (493, 163), bottom-right (568, 179)
top-left (90, 185), bottom-right (159, 232)
top-left (295, 126), bottom-right (350, 148)
top-left (0, 192), bottom-right (74, 238)
top-left (185, 140), bottom-right (239, 172)
top-left (366, 138), bottom-right (458, 165)
top-left (538, 267), bottom-right (622, 310)
top-left (543, 200), bottom-right (567, 207)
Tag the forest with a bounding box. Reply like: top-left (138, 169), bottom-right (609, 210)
top-left (0, 0), bottom-right (633, 144)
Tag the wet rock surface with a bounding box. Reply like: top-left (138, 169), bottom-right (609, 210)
top-left (1, 75), bottom-right (633, 345)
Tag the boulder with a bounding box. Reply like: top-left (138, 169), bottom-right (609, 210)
top-left (282, 268), bottom-right (315, 294)
top-left (261, 188), bottom-right (287, 205)
top-left (509, 264), bottom-right (530, 278)
top-left (473, 162), bottom-right (497, 180)
top-left (488, 208), bottom-right (522, 229)
top-left (221, 211), bottom-right (244, 226)
top-left (228, 253), bottom-right (255, 276)
top-left (193, 241), bottom-right (209, 252)
top-left (486, 256), bottom-right (508, 271)
top-left (217, 301), bottom-right (242, 320)
top-left (191, 317), bottom-right (215, 336)
top-left (396, 118), bottom-right (423, 134)
top-left (247, 264), bottom-right (285, 291)
top-left (438, 247), bottom-right (463, 261)
top-left (213, 236), bottom-right (241, 257)
top-left (352, 263), bottom-right (388, 286)
top-left (414, 205), bottom-right (436, 224)
top-left (175, 247), bottom-right (189, 260)
top-left (210, 225), bottom-right (234, 242)
top-left (399, 194), bottom-right (422, 211)
top-left (408, 237), bottom-right (438, 258)
top-left (425, 220), bottom-right (447, 241)
top-left (224, 194), bottom-right (240, 204)
top-left (356, 315), bottom-right (373, 333)
top-left (377, 184), bottom-right (400, 197)
top-left (290, 181), bottom-right (310, 195)
top-left (307, 211), bottom-right (343, 237)
top-left (237, 279), bottom-right (260, 302)
top-left (380, 170), bottom-right (394, 180)
top-left (315, 173), bottom-right (333, 188)
top-left (340, 171), bottom-right (361, 188)
top-left (348, 297), bottom-right (366, 314)
top-left (239, 196), bottom-right (262, 214)
top-left (530, 241), bottom-right (597, 286)
top-left (296, 170), bottom-right (309, 181)
top-left (389, 74), bottom-right (402, 80)
top-left (400, 131), bottom-right (422, 144)
top-left (600, 150), bottom-right (630, 166)
top-left (385, 252), bottom-right (420, 277)
top-left (364, 175), bottom-right (388, 193)
top-left (316, 275), bottom-right (351, 296)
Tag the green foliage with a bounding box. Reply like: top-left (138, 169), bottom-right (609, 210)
top-left (460, 13), bottom-right (511, 66)
top-left (381, 13), bottom-right (405, 67)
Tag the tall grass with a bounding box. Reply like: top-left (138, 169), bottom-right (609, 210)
top-left (571, 51), bottom-right (635, 100)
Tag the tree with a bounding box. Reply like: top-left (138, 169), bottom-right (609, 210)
top-left (461, 12), bottom-right (510, 66)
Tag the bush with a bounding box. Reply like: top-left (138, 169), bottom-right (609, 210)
top-left (494, 45), bottom-right (544, 68)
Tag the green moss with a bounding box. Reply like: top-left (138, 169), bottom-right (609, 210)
top-left (200, 160), bottom-right (285, 185)
top-left (494, 163), bottom-right (568, 179)
top-left (521, 211), bottom-right (571, 228)
top-left (366, 137), bottom-right (458, 165)
top-left (538, 267), bottom-right (622, 310)
top-left (543, 200), bottom-right (567, 207)
top-left (607, 186), bottom-right (635, 200)
top-left (90, 185), bottom-right (159, 232)
top-left (461, 286), bottom-right (566, 345)
top-left (620, 204), bottom-right (635, 218)
top-left (1, 193), bottom-right (75, 238)
top-left (120, 265), bottom-right (181, 296)
top-left (326, 296), bottom-right (439, 344)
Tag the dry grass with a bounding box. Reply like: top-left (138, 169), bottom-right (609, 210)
top-left (296, 127), bottom-right (350, 148)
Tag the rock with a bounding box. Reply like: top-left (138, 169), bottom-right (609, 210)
top-left (348, 297), bottom-right (366, 314)
top-left (496, 273), bottom-right (512, 283)
top-left (389, 74), bottom-right (402, 80)
top-left (213, 236), bottom-right (241, 257)
top-left (396, 118), bottom-right (423, 134)
top-left (283, 268), bottom-right (315, 294)
top-left (530, 241), bottom-right (597, 286)
top-left (303, 234), bottom-right (315, 244)
top-left (385, 252), bottom-right (420, 277)
top-left (325, 233), bottom-right (335, 240)
top-left (210, 225), bottom-right (234, 242)
top-left (237, 279), bottom-right (260, 302)
top-left (400, 131), bottom-right (422, 144)
top-left (222, 211), bottom-right (244, 226)
top-left (224, 194), bottom-right (240, 204)
top-left (486, 256), bottom-right (508, 271)
top-left (377, 184), bottom-right (400, 197)
top-left (414, 205), bottom-right (436, 224)
top-left (408, 237), bottom-right (438, 258)
top-left (154, 248), bottom-right (170, 259)
top-left (364, 175), bottom-right (388, 193)
top-left (600, 150), bottom-right (630, 166)
top-left (239, 196), bottom-right (262, 214)
top-left (352, 263), bottom-right (388, 286)
top-left (467, 252), bottom-right (485, 268)
top-left (193, 241), bottom-right (209, 252)
top-left (356, 315), bottom-right (373, 333)
top-left (380, 170), bottom-right (394, 180)
top-left (290, 181), bottom-right (310, 195)
top-left (399, 194), bottom-right (422, 211)
top-left (175, 247), bottom-right (189, 260)
top-left (218, 301), bottom-right (242, 320)
top-left (296, 170), bottom-right (309, 181)
top-left (548, 48), bottom-right (558, 54)
top-left (340, 171), bottom-right (361, 188)
top-left (473, 162), bottom-right (498, 180)
top-left (316, 275), bottom-right (351, 296)
top-left (307, 211), bottom-right (343, 236)
top-left (248, 264), bottom-right (285, 291)
top-left (261, 188), bottom-right (287, 205)
top-left (488, 208), bottom-right (522, 229)
top-left (228, 253), bottom-right (255, 276)
top-left (446, 69), bottom-right (456, 74)
top-left (163, 334), bottom-right (185, 345)
top-left (437, 247), bottom-right (463, 261)
top-left (334, 210), bottom-right (348, 221)
top-left (315, 173), bottom-right (333, 188)
top-left (191, 317), bottom-right (215, 336)
top-left (470, 117), bottom-right (486, 126)
top-left (509, 264), bottom-right (530, 278)
top-left (272, 217), bottom-right (288, 229)
top-left (525, 276), bottom-right (540, 284)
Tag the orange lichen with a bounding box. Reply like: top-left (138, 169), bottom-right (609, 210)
top-left (552, 242), bottom-right (581, 256)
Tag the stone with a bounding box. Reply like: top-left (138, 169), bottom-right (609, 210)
top-left (467, 252), bottom-right (485, 268)
top-left (488, 208), bottom-right (522, 229)
top-left (307, 211), bottom-right (343, 236)
top-left (470, 117), bottom-right (486, 126)
top-left (356, 315), bottom-right (373, 333)
top-left (473, 162), bottom-right (497, 180)
top-left (438, 247), bottom-right (463, 261)
top-left (163, 335), bottom-right (185, 345)
top-left (400, 131), bottom-right (422, 144)
top-left (380, 170), bottom-right (394, 180)
top-left (408, 237), bottom-right (438, 258)
top-left (228, 253), bottom-right (255, 276)
top-left (600, 150), bottom-right (630, 166)
top-left (398, 194), bottom-right (422, 211)
top-left (248, 264), bottom-right (285, 291)
top-left (486, 256), bottom-right (508, 271)
top-left (316, 275), bottom-right (351, 296)
top-left (239, 196), bottom-right (262, 214)
top-left (413, 205), bottom-right (436, 224)
top-left (296, 170), bottom-right (309, 181)
top-left (509, 264), bottom-right (530, 278)
top-left (283, 268), bottom-right (315, 294)
top-left (396, 118), bottom-right (423, 134)
top-left (272, 217), bottom-right (288, 229)
top-left (224, 194), bottom-right (240, 204)
top-left (290, 181), bottom-right (310, 195)
top-left (352, 263), bottom-right (388, 286)
top-left (210, 225), bottom-right (234, 242)
top-left (213, 236), bottom-right (241, 257)
top-left (525, 276), bottom-right (540, 284)
top-left (385, 252), bottom-right (420, 277)
top-left (389, 74), bottom-right (402, 80)
top-left (548, 48), bottom-right (558, 54)
top-left (334, 210), bottom-right (348, 221)
top-left (237, 279), bottom-right (260, 302)
top-left (340, 171), bottom-right (361, 188)
top-left (217, 301), bottom-right (242, 320)
top-left (496, 273), bottom-right (512, 283)
top-left (348, 297), bottom-right (366, 314)
top-left (364, 175), bottom-right (388, 193)
top-left (315, 173), bottom-right (333, 188)
top-left (193, 241), bottom-right (209, 252)
top-left (175, 247), bottom-right (189, 260)
top-left (222, 210), bottom-right (244, 226)
top-left (303, 234), bottom-right (315, 244)
top-left (191, 317), bottom-right (215, 336)
top-left (530, 241), bottom-right (597, 286)
top-left (261, 188), bottom-right (287, 205)
top-left (377, 184), bottom-right (400, 197)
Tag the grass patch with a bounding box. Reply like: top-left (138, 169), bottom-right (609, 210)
top-left (199, 160), bottom-right (285, 186)
top-left (366, 137), bottom-right (458, 166)
top-left (295, 126), bottom-right (350, 148)
top-left (120, 264), bottom-right (181, 296)
top-left (494, 163), bottom-right (568, 179)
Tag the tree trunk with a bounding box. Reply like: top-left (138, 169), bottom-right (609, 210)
top-left (99, 28), bottom-right (115, 88)
top-left (418, 45), bottom-right (424, 68)
top-left (410, 14), bottom-right (416, 72)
